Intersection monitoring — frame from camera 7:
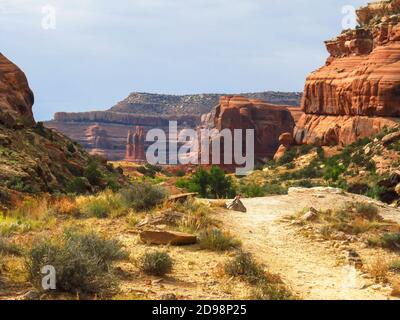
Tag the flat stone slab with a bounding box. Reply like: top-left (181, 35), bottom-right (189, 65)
top-left (140, 230), bottom-right (197, 246)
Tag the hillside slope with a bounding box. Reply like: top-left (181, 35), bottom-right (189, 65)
top-left (0, 53), bottom-right (124, 207)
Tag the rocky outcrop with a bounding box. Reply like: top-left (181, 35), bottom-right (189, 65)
top-left (203, 96), bottom-right (296, 162)
top-left (294, 115), bottom-right (400, 146)
top-left (140, 230), bottom-right (197, 246)
top-left (295, 1), bottom-right (400, 146)
top-left (125, 126), bottom-right (146, 162)
top-left (0, 54), bottom-right (125, 205)
top-left (0, 53), bottom-right (35, 128)
top-left (110, 92), bottom-right (302, 116)
top-left (46, 92), bottom-right (301, 161)
top-left (274, 132), bottom-right (295, 161)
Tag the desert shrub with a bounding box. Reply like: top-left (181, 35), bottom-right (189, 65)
top-left (138, 251), bottom-right (173, 276)
top-left (53, 197), bottom-right (80, 216)
top-left (323, 160), bottom-right (345, 182)
top-left (175, 199), bottom-right (215, 232)
top-left (67, 177), bottom-right (90, 194)
top-left (225, 251), bottom-right (265, 284)
top-left (77, 191), bottom-right (126, 218)
top-left (175, 178), bottom-right (190, 189)
top-left (199, 228), bottom-right (241, 251)
top-left (368, 255), bottom-right (389, 282)
top-left (352, 202), bottom-right (379, 221)
top-left (27, 229), bottom-right (128, 295)
top-left (277, 148), bottom-right (296, 165)
top-left (188, 166), bottom-right (235, 199)
top-left (137, 164), bottom-right (163, 178)
top-left (208, 166), bottom-right (236, 199)
top-left (225, 251), bottom-right (294, 300)
top-left (264, 183), bottom-right (288, 195)
top-left (390, 259), bottom-right (400, 273)
top-left (381, 233), bottom-right (400, 251)
top-left (0, 238), bottom-right (22, 256)
top-left (239, 182), bottom-right (265, 198)
top-left (251, 282), bottom-right (294, 300)
top-left (84, 160), bottom-right (104, 186)
top-left (80, 197), bottom-right (110, 218)
top-left (119, 182), bottom-right (167, 212)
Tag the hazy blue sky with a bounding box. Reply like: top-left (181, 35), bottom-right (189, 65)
top-left (0, 0), bottom-right (367, 120)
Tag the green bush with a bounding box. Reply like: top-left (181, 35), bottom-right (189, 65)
top-left (138, 251), bottom-right (173, 276)
top-left (381, 233), bottom-right (400, 251)
top-left (27, 229), bottom-right (128, 295)
top-left (277, 148), bottom-right (296, 166)
top-left (84, 160), bottom-right (104, 186)
top-left (119, 182), bottom-right (167, 212)
top-left (239, 183), bottom-right (266, 198)
top-left (188, 166), bottom-right (235, 199)
top-left (199, 228), bottom-right (241, 251)
top-left (264, 183), bottom-right (288, 195)
top-left (67, 177), bottom-right (90, 194)
top-left (81, 197), bottom-right (110, 218)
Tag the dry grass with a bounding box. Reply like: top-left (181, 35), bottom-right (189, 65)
top-left (368, 254), bottom-right (390, 283)
top-left (390, 279), bottom-right (400, 297)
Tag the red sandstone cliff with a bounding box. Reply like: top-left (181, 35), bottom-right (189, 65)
top-left (294, 0), bottom-right (400, 146)
top-left (0, 53), bottom-right (35, 128)
top-left (202, 96), bottom-right (296, 161)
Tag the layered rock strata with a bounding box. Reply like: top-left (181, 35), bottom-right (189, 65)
top-left (294, 0), bottom-right (400, 146)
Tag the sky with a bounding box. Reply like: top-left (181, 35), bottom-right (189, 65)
top-left (0, 0), bottom-right (368, 121)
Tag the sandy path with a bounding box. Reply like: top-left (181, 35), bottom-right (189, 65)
top-left (218, 188), bottom-right (400, 300)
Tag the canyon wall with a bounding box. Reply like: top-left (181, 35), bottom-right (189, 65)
top-left (201, 96), bottom-right (296, 162)
top-left (294, 0), bottom-right (400, 146)
top-left (46, 92), bottom-right (301, 161)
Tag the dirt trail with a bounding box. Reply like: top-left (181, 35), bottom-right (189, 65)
top-left (218, 188), bottom-right (400, 300)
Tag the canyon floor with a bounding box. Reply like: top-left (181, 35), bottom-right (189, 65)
top-left (2, 188), bottom-right (400, 300)
top-left (217, 189), bottom-right (400, 300)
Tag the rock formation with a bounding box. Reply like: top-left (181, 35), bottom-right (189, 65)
top-left (125, 126), bottom-right (146, 162)
top-left (0, 54), bottom-right (125, 204)
top-left (294, 0), bottom-right (400, 147)
top-left (201, 96), bottom-right (296, 163)
top-left (45, 92), bottom-right (301, 161)
top-left (0, 53), bottom-right (35, 128)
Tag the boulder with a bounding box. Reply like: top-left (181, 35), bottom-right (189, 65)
top-left (273, 144), bottom-right (288, 162)
top-left (301, 207), bottom-right (319, 221)
top-left (279, 132), bottom-right (294, 147)
top-left (137, 210), bottom-right (183, 228)
top-left (226, 197), bottom-right (247, 213)
top-left (396, 183), bottom-right (400, 196)
top-left (140, 230), bottom-right (197, 246)
top-left (382, 131), bottom-right (400, 146)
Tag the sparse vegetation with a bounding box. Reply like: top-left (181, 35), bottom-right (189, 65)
top-left (119, 182), bottom-right (167, 212)
top-left (184, 166), bottom-right (236, 199)
top-left (296, 202), bottom-right (386, 239)
top-left (137, 251), bottom-right (173, 276)
top-left (225, 251), bottom-right (294, 300)
top-left (27, 228), bottom-right (128, 295)
top-left (199, 228), bottom-right (241, 251)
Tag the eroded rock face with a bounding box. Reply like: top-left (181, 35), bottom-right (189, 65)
top-left (210, 96), bottom-right (296, 160)
top-left (294, 114), bottom-right (400, 146)
top-left (296, 1), bottom-right (400, 146)
top-left (0, 53), bottom-right (35, 127)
